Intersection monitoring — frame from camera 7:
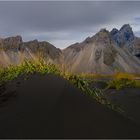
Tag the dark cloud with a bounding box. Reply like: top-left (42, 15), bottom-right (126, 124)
top-left (0, 1), bottom-right (140, 48)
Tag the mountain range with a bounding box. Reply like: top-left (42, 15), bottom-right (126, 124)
top-left (0, 24), bottom-right (140, 74)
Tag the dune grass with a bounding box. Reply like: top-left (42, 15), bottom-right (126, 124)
top-left (62, 74), bottom-right (123, 113)
top-left (106, 73), bottom-right (140, 90)
top-left (78, 72), bottom-right (140, 90)
top-left (79, 72), bottom-right (139, 80)
top-left (107, 78), bottom-right (140, 90)
top-left (0, 59), bottom-right (61, 84)
top-left (0, 60), bottom-right (123, 113)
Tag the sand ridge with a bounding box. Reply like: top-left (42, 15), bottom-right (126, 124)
top-left (0, 74), bottom-right (140, 138)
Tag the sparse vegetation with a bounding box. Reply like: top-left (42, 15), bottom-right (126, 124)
top-left (105, 73), bottom-right (140, 90)
top-left (107, 79), bottom-right (130, 90)
top-left (78, 72), bottom-right (140, 90)
top-left (63, 74), bottom-right (123, 113)
top-left (107, 78), bottom-right (140, 90)
top-left (79, 72), bottom-right (139, 80)
top-left (0, 60), bottom-right (123, 113)
top-left (113, 72), bottom-right (137, 80)
top-left (0, 59), bottom-right (60, 85)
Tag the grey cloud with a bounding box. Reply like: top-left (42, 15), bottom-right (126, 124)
top-left (0, 1), bottom-right (140, 48)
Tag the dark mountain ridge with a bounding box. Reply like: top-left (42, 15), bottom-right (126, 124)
top-left (0, 24), bottom-right (140, 74)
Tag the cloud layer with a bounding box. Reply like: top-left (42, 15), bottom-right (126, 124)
top-left (0, 1), bottom-right (140, 48)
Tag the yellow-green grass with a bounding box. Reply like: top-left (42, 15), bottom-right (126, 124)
top-left (79, 73), bottom-right (112, 79)
top-left (107, 78), bottom-right (140, 90)
top-left (78, 72), bottom-right (140, 90)
top-left (0, 59), bottom-right (60, 85)
top-left (105, 73), bottom-right (140, 90)
top-left (79, 72), bottom-right (140, 80)
top-left (113, 72), bottom-right (138, 80)
top-left (0, 60), bottom-right (123, 113)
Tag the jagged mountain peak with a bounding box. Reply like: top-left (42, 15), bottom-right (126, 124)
top-left (98, 28), bottom-right (109, 33)
top-left (4, 35), bottom-right (23, 43)
top-left (0, 35), bottom-right (23, 50)
top-left (95, 28), bottom-right (110, 36)
top-left (120, 24), bottom-right (132, 31)
top-left (110, 24), bottom-right (134, 47)
top-left (119, 24), bottom-right (134, 39)
top-left (110, 24), bottom-right (133, 35)
top-left (110, 24), bottom-right (132, 32)
top-left (110, 28), bottom-right (119, 35)
top-left (63, 24), bottom-right (140, 74)
top-left (82, 28), bottom-right (110, 44)
top-left (93, 28), bottom-right (111, 44)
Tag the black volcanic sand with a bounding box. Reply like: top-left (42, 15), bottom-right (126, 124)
top-left (104, 88), bottom-right (140, 125)
top-left (0, 74), bottom-right (140, 138)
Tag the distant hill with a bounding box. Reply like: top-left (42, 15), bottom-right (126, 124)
top-left (0, 36), bottom-right (62, 67)
top-left (0, 24), bottom-right (140, 74)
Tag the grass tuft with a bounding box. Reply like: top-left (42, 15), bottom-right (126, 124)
top-left (0, 59), bottom-right (60, 85)
top-left (107, 78), bottom-right (140, 90)
top-left (64, 74), bottom-right (123, 113)
top-left (0, 60), bottom-right (123, 113)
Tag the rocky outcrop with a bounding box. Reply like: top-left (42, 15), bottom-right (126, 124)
top-left (110, 24), bottom-right (140, 58)
top-left (0, 35), bottom-right (22, 51)
top-left (20, 40), bottom-right (62, 61)
top-left (133, 37), bottom-right (140, 58)
top-left (0, 36), bottom-right (62, 67)
top-left (111, 24), bottom-right (135, 48)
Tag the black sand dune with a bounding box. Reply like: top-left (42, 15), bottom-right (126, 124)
top-left (105, 88), bottom-right (140, 125)
top-left (0, 74), bottom-right (140, 138)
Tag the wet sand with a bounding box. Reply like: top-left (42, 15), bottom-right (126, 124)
top-left (0, 74), bottom-right (140, 138)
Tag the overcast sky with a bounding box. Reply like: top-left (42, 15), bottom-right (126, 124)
top-left (0, 1), bottom-right (140, 48)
